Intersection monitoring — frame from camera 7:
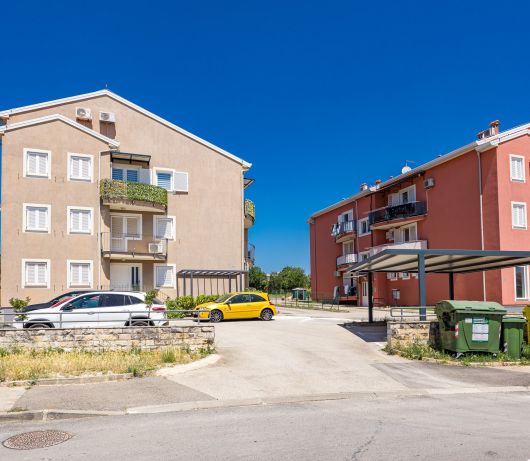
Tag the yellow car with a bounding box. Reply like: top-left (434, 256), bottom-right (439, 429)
top-left (195, 292), bottom-right (277, 323)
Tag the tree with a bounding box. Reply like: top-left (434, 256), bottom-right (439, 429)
top-left (249, 266), bottom-right (268, 291)
top-left (275, 266), bottom-right (310, 291)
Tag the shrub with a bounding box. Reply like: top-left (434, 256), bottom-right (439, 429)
top-left (100, 179), bottom-right (168, 206)
top-left (195, 294), bottom-right (218, 306)
top-left (9, 297), bottom-right (30, 320)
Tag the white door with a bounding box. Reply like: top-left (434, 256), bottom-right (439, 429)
top-left (361, 281), bottom-right (369, 306)
top-left (110, 264), bottom-right (142, 291)
top-left (111, 215), bottom-right (140, 252)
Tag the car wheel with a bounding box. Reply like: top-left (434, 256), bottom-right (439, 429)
top-left (209, 310), bottom-right (223, 323)
top-left (129, 320), bottom-right (150, 327)
top-left (27, 323), bottom-right (52, 329)
top-left (260, 308), bottom-right (273, 321)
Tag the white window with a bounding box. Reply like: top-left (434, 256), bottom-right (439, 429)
top-left (395, 223), bottom-right (418, 243)
top-left (23, 204), bottom-right (51, 232)
top-left (22, 259), bottom-right (50, 288)
top-left (68, 260), bottom-right (93, 288)
top-left (154, 168), bottom-right (189, 192)
top-left (359, 251), bottom-right (370, 261)
top-left (154, 216), bottom-right (176, 240)
top-left (387, 272), bottom-right (398, 281)
top-left (510, 155), bottom-right (525, 182)
top-left (401, 272), bottom-right (410, 280)
top-left (112, 166), bottom-right (140, 182)
top-left (512, 202), bottom-right (527, 229)
top-left (24, 148), bottom-right (51, 178)
top-left (338, 210), bottom-right (353, 223)
top-left (388, 185), bottom-right (416, 206)
top-left (69, 154), bottom-right (93, 181)
top-left (358, 218), bottom-right (370, 236)
top-left (154, 264), bottom-right (176, 288)
top-left (68, 207), bottom-right (93, 234)
top-left (515, 266), bottom-right (529, 300)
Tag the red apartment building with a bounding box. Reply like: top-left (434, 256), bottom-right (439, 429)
top-left (309, 121), bottom-right (530, 307)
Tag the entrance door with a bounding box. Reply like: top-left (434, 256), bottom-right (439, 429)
top-left (361, 281), bottom-right (369, 306)
top-left (111, 215), bottom-right (141, 252)
top-left (110, 264), bottom-right (143, 291)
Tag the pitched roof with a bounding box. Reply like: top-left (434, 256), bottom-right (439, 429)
top-left (0, 113), bottom-right (120, 147)
top-left (0, 89), bottom-right (251, 169)
top-left (309, 121), bottom-right (530, 220)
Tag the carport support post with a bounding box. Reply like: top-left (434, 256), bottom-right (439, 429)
top-left (418, 254), bottom-right (426, 321)
top-left (367, 271), bottom-right (374, 323)
top-left (448, 272), bottom-right (455, 300)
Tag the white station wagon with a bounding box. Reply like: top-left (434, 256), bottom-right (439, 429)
top-left (14, 291), bottom-right (168, 329)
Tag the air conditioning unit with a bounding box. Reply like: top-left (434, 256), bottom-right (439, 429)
top-left (75, 107), bottom-right (92, 120)
top-left (424, 177), bottom-right (435, 189)
top-left (385, 230), bottom-right (394, 240)
top-left (334, 271), bottom-right (341, 277)
top-left (148, 242), bottom-right (163, 253)
top-left (99, 111), bottom-right (116, 123)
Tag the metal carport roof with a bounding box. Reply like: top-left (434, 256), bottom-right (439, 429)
top-left (345, 249), bottom-right (530, 322)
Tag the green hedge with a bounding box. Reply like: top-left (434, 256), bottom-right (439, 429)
top-left (244, 199), bottom-right (255, 220)
top-left (165, 295), bottom-right (220, 319)
top-left (100, 179), bottom-right (168, 206)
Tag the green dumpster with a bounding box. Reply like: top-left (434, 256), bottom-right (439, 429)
top-left (435, 300), bottom-right (506, 354)
top-left (502, 317), bottom-right (526, 360)
top-left (523, 306), bottom-right (530, 343)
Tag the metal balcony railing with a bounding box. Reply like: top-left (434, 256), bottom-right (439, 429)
top-left (101, 233), bottom-right (168, 259)
top-left (247, 243), bottom-right (256, 264)
top-left (369, 201), bottom-right (427, 225)
top-left (336, 253), bottom-right (358, 266)
top-left (369, 240), bottom-right (428, 257)
top-left (331, 220), bottom-right (356, 237)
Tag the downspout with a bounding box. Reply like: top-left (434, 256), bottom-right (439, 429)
top-left (476, 147), bottom-right (486, 301)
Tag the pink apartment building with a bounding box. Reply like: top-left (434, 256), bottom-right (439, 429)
top-left (309, 121), bottom-right (530, 307)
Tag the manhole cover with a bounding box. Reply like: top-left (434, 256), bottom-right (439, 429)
top-left (3, 430), bottom-right (72, 450)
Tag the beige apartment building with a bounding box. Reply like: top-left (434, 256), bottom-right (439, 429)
top-left (0, 90), bottom-right (255, 305)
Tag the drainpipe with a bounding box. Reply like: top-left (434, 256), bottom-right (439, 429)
top-left (475, 148), bottom-right (486, 301)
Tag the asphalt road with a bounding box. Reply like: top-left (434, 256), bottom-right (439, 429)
top-left (1, 392), bottom-right (530, 460)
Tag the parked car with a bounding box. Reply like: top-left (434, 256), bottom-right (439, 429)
top-left (23, 290), bottom-right (101, 312)
top-left (195, 292), bottom-right (276, 323)
top-left (14, 291), bottom-right (168, 329)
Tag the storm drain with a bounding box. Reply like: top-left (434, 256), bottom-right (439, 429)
top-left (3, 430), bottom-right (72, 450)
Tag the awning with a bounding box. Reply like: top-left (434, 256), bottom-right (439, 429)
top-left (176, 269), bottom-right (248, 297)
top-left (347, 249), bottom-right (530, 274)
top-left (244, 178), bottom-right (255, 189)
top-left (110, 151), bottom-right (151, 164)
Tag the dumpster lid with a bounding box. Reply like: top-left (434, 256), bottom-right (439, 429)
top-left (436, 300), bottom-right (507, 313)
top-left (502, 317), bottom-right (527, 323)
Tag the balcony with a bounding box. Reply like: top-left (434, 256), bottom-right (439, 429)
top-left (246, 243), bottom-right (256, 266)
top-left (331, 220), bottom-right (356, 243)
top-left (244, 199), bottom-right (255, 229)
top-left (101, 232), bottom-right (168, 261)
top-left (100, 179), bottom-right (167, 213)
top-left (336, 253), bottom-right (358, 268)
top-left (369, 201), bottom-right (427, 230)
top-left (369, 240), bottom-right (428, 257)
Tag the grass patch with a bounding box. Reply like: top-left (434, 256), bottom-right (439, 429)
top-left (0, 347), bottom-right (213, 382)
top-left (384, 342), bottom-right (530, 365)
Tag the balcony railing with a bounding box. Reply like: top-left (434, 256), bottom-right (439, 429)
top-left (369, 201), bottom-right (427, 225)
top-left (369, 240), bottom-right (428, 257)
top-left (101, 232), bottom-right (168, 260)
top-left (245, 199), bottom-right (255, 221)
top-left (331, 220), bottom-right (356, 238)
top-left (247, 243), bottom-right (256, 264)
top-left (336, 253), bottom-right (358, 266)
top-left (100, 179), bottom-right (168, 212)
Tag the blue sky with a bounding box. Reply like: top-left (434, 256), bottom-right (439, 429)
top-left (3, 1), bottom-right (530, 273)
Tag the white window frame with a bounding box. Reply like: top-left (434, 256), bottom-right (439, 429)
top-left (110, 213), bottom-right (143, 240)
top-left (359, 251), bottom-right (370, 261)
top-left (68, 153), bottom-right (93, 182)
top-left (22, 259), bottom-right (50, 288)
top-left (510, 154), bottom-right (525, 183)
top-left (153, 215), bottom-right (176, 240)
top-left (23, 148), bottom-right (51, 179)
top-left (67, 206), bottom-right (94, 235)
top-left (401, 272), bottom-right (410, 280)
top-left (338, 210), bottom-right (354, 223)
top-left (67, 260), bottom-right (93, 288)
top-left (152, 167), bottom-right (189, 192)
top-left (23, 203), bottom-right (51, 233)
top-left (399, 185), bottom-right (416, 204)
top-left (387, 272), bottom-right (398, 281)
top-left (111, 164), bottom-right (141, 182)
top-left (358, 217), bottom-right (370, 236)
top-left (511, 201), bottom-right (527, 229)
top-left (514, 266), bottom-right (529, 301)
top-left (154, 263), bottom-right (176, 289)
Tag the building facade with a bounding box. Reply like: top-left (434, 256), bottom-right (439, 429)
top-left (0, 90), bottom-right (255, 305)
top-left (309, 121), bottom-right (530, 307)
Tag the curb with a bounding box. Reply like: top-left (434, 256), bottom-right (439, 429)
top-left (393, 353), bottom-right (528, 367)
top-left (1, 373), bottom-right (135, 388)
top-left (156, 354), bottom-right (221, 377)
top-left (0, 409), bottom-right (125, 423)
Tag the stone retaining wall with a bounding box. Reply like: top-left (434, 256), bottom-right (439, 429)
top-left (387, 321), bottom-right (440, 348)
top-left (0, 326), bottom-right (215, 352)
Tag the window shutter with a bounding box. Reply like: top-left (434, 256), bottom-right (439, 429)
top-left (511, 157), bottom-right (524, 181)
top-left (70, 209), bottom-right (91, 233)
top-left (139, 168), bottom-right (151, 184)
top-left (156, 218), bottom-right (173, 239)
top-left (71, 263), bottom-right (90, 286)
top-left (71, 156), bottom-right (91, 180)
top-left (126, 217), bottom-right (139, 237)
top-left (27, 151), bottom-right (48, 176)
top-left (173, 172), bottom-right (188, 192)
top-left (513, 204), bottom-right (526, 227)
top-left (26, 206), bottom-right (48, 231)
top-left (156, 172), bottom-right (173, 190)
top-left (126, 169), bottom-right (139, 182)
top-left (112, 168), bottom-right (124, 180)
top-left (36, 153), bottom-right (48, 176)
top-left (26, 262), bottom-right (47, 286)
top-left (156, 266), bottom-right (173, 287)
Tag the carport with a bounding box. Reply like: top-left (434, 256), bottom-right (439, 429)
top-left (177, 269), bottom-right (248, 297)
top-left (346, 249), bottom-right (530, 322)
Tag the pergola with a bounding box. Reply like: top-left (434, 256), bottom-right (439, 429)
top-left (176, 269), bottom-right (248, 297)
top-left (346, 249), bottom-right (530, 322)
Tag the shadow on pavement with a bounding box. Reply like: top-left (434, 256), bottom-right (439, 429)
top-left (340, 321), bottom-right (387, 343)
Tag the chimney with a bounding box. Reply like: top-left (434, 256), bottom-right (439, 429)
top-left (375, 179), bottom-right (382, 189)
top-left (360, 182), bottom-right (368, 191)
top-left (477, 120), bottom-right (500, 140)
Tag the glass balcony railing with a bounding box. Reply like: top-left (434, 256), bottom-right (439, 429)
top-left (369, 201), bottom-right (426, 225)
top-left (101, 232), bottom-right (168, 260)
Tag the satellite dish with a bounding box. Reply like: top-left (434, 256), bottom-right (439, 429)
top-left (401, 165), bottom-right (412, 174)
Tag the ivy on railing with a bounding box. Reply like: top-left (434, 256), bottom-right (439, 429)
top-left (100, 179), bottom-right (168, 206)
top-left (244, 198), bottom-right (255, 220)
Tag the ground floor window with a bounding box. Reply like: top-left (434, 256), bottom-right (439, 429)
top-left (515, 266), bottom-right (529, 300)
top-left (23, 259), bottom-right (50, 288)
top-left (154, 264), bottom-right (176, 288)
top-left (68, 260), bottom-right (92, 288)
